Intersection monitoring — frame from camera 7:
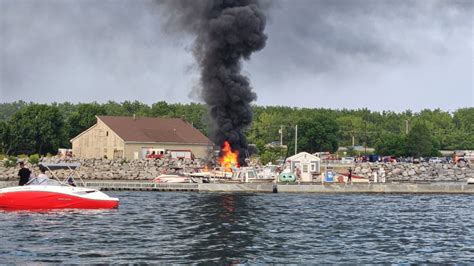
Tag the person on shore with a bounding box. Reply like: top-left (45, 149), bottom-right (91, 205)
top-left (452, 152), bottom-right (458, 165)
top-left (296, 166), bottom-right (302, 184)
top-left (347, 167), bottom-right (352, 184)
top-left (18, 161), bottom-right (31, 186)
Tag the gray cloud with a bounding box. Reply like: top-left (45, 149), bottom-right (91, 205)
top-left (0, 0), bottom-right (195, 103)
top-left (255, 0), bottom-right (472, 77)
top-left (0, 0), bottom-right (472, 111)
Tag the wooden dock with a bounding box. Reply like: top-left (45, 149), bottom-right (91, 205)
top-left (85, 181), bottom-right (199, 192)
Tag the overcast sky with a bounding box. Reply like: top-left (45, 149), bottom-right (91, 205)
top-left (0, 0), bottom-right (472, 112)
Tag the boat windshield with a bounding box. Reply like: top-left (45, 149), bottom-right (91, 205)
top-left (26, 176), bottom-right (62, 186)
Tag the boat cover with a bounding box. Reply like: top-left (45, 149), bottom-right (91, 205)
top-left (39, 163), bottom-right (81, 170)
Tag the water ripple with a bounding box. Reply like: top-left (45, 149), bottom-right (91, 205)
top-left (0, 192), bottom-right (473, 264)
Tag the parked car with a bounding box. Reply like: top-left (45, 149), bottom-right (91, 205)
top-left (397, 157), bottom-right (411, 163)
top-left (341, 157), bottom-right (355, 164)
top-left (368, 154), bottom-right (380, 162)
top-left (383, 156), bottom-right (397, 163)
top-left (429, 157), bottom-right (443, 163)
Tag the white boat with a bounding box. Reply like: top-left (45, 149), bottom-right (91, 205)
top-left (0, 163), bottom-right (119, 210)
top-left (153, 166), bottom-right (200, 183)
top-left (232, 167), bottom-right (276, 183)
top-left (153, 174), bottom-right (193, 183)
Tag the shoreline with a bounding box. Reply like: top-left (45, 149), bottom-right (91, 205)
top-left (1, 158), bottom-right (473, 183)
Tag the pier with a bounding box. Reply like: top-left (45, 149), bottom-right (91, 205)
top-left (1, 180), bottom-right (473, 194)
top-left (85, 181), bottom-right (199, 192)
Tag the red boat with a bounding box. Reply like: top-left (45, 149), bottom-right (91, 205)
top-left (0, 163), bottom-right (119, 210)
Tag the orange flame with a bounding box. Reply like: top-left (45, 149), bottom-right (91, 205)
top-left (219, 141), bottom-right (239, 172)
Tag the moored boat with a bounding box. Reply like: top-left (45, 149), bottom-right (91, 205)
top-left (153, 174), bottom-right (192, 183)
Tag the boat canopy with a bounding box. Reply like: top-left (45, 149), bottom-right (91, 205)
top-left (39, 163), bottom-right (81, 170)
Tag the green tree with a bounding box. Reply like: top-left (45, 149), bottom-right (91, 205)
top-left (0, 120), bottom-right (12, 154)
top-left (374, 133), bottom-right (406, 156)
top-left (297, 115), bottom-right (339, 153)
top-left (453, 108), bottom-right (474, 131)
top-left (336, 115), bottom-right (365, 147)
top-left (121, 100), bottom-right (151, 116)
top-left (102, 101), bottom-right (126, 116)
top-left (151, 101), bottom-right (172, 117)
top-left (405, 123), bottom-right (435, 157)
top-left (0, 101), bottom-right (29, 121)
top-left (67, 103), bottom-right (107, 139)
top-left (9, 104), bottom-right (65, 155)
top-left (259, 146), bottom-right (286, 165)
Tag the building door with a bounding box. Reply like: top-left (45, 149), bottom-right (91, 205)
top-left (301, 163), bottom-right (311, 182)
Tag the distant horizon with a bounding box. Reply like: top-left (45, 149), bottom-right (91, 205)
top-left (0, 99), bottom-right (472, 114)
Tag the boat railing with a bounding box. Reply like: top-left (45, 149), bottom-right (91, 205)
top-left (39, 163), bottom-right (86, 188)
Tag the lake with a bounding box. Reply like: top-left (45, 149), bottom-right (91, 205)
top-left (0, 192), bottom-right (473, 264)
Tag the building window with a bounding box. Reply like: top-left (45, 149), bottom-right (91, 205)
top-left (248, 171), bottom-right (255, 179)
top-left (303, 164), bottom-right (308, 173)
top-left (311, 163), bottom-right (316, 171)
top-left (106, 131), bottom-right (109, 137)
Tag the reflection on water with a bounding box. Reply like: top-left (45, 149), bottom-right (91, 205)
top-left (0, 192), bottom-right (473, 264)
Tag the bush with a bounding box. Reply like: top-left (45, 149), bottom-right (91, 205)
top-left (17, 154), bottom-right (28, 159)
top-left (4, 156), bottom-right (18, 168)
top-left (0, 154), bottom-right (5, 160)
top-left (29, 154), bottom-right (40, 165)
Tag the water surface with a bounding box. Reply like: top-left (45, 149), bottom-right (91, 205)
top-left (0, 192), bottom-right (473, 264)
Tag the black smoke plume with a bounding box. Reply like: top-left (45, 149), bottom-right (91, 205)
top-left (158, 0), bottom-right (267, 165)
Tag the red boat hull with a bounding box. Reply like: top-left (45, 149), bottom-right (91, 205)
top-left (0, 191), bottom-right (119, 210)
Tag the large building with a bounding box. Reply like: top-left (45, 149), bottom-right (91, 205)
top-left (71, 116), bottom-right (213, 160)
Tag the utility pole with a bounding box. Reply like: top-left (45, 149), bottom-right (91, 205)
top-left (351, 123), bottom-right (355, 148)
top-left (364, 121), bottom-right (367, 154)
top-left (295, 125), bottom-right (298, 155)
top-left (279, 125), bottom-right (283, 146)
top-left (405, 120), bottom-right (409, 135)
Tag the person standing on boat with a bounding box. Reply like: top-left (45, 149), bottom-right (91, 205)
top-left (18, 161), bottom-right (31, 186)
top-left (347, 167), bottom-right (352, 184)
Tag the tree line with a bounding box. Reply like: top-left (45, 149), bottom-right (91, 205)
top-left (0, 101), bottom-right (472, 160)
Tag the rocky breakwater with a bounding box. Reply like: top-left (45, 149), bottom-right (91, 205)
top-left (0, 158), bottom-right (208, 182)
top-left (353, 162), bottom-right (473, 182)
